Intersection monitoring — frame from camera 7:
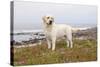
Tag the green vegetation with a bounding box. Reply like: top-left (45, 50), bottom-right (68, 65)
top-left (13, 39), bottom-right (97, 66)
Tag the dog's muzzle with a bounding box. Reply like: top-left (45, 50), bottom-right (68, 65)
top-left (49, 20), bottom-right (52, 25)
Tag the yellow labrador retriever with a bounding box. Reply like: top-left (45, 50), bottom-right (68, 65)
top-left (42, 15), bottom-right (73, 50)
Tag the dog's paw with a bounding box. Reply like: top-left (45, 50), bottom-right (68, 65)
top-left (48, 46), bottom-right (51, 49)
top-left (67, 44), bottom-right (70, 48)
top-left (70, 45), bottom-right (73, 48)
top-left (47, 44), bottom-right (51, 49)
top-left (52, 48), bottom-right (55, 51)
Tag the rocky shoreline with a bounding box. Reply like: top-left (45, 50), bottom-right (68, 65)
top-left (11, 27), bottom-right (97, 48)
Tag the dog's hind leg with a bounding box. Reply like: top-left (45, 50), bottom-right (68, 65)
top-left (69, 34), bottom-right (73, 48)
top-left (66, 40), bottom-right (70, 48)
top-left (68, 36), bottom-right (73, 48)
top-left (66, 33), bottom-right (73, 48)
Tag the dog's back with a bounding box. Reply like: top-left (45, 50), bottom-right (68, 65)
top-left (48, 24), bottom-right (72, 41)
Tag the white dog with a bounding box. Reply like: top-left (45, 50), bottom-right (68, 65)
top-left (42, 15), bottom-right (73, 50)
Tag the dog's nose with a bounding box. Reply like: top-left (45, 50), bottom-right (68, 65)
top-left (49, 20), bottom-right (52, 24)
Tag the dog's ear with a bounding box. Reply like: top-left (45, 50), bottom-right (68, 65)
top-left (52, 17), bottom-right (54, 22)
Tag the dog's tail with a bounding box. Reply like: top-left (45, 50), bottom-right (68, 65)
top-left (72, 27), bottom-right (80, 33)
top-left (72, 27), bottom-right (90, 33)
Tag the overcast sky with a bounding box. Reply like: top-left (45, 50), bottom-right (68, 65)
top-left (14, 1), bottom-right (97, 31)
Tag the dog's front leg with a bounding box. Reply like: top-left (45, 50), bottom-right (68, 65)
top-left (52, 36), bottom-right (56, 51)
top-left (70, 40), bottom-right (73, 48)
top-left (46, 39), bottom-right (51, 49)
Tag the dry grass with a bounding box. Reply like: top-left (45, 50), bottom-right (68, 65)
top-left (13, 39), bottom-right (97, 66)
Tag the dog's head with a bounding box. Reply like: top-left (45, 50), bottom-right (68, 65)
top-left (42, 15), bottom-right (54, 25)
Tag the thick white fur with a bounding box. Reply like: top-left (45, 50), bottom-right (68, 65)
top-left (42, 15), bottom-right (73, 50)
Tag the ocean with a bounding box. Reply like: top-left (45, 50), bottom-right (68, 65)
top-left (12, 29), bottom-right (44, 42)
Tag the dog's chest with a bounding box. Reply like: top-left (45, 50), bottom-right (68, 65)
top-left (45, 31), bottom-right (52, 39)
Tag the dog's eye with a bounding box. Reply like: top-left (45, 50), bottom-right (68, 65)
top-left (47, 17), bottom-right (49, 19)
top-left (51, 17), bottom-right (53, 19)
